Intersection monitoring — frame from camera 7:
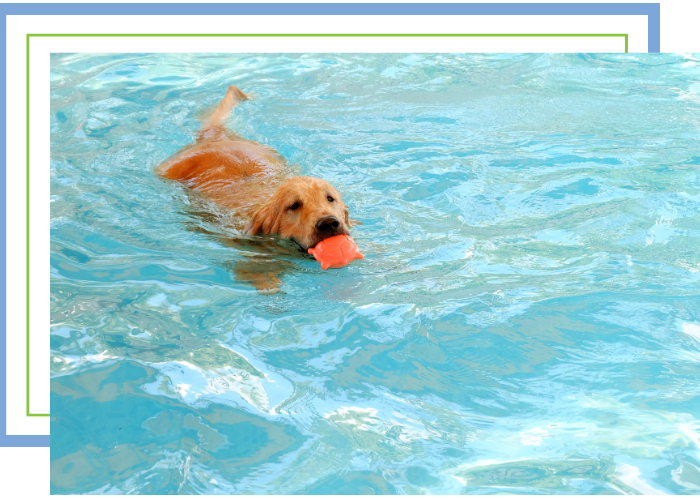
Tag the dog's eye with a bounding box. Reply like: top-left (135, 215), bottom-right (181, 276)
top-left (327, 196), bottom-right (335, 203)
top-left (288, 202), bottom-right (300, 211)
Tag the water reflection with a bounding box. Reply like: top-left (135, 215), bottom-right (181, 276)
top-left (51, 53), bottom-right (700, 494)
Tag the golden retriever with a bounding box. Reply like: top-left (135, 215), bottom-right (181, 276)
top-left (156, 85), bottom-right (356, 291)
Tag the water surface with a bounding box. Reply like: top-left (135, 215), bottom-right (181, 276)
top-left (50, 53), bottom-right (700, 494)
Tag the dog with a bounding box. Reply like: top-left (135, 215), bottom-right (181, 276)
top-left (156, 85), bottom-right (357, 291)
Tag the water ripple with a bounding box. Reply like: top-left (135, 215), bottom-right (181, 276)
top-left (50, 53), bottom-right (700, 494)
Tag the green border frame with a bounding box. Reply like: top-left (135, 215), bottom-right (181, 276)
top-left (32, 33), bottom-right (628, 417)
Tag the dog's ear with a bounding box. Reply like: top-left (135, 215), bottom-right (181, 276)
top-left (246, 202), bottom-right (281, 235)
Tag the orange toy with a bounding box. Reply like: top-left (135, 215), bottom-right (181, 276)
top-left (308, 235), bottom-right (364, 270)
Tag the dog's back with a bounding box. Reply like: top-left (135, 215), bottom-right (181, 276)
top-left (156, 85), bottom-right (287, 205)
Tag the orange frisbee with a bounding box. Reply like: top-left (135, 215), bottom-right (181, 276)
top-left (308, 234), bottom-right (364, 270)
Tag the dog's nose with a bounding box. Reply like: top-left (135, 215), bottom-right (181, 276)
top-left (316, 215), bottom-right (340, 233)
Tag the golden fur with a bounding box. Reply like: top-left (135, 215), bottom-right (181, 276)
top-left (156, 85), bottom-right (355, 291)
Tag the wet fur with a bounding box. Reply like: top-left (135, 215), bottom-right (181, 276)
top-left (156, 85), bottom-right (355, 292)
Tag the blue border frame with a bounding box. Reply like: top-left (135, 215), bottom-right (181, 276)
top-left (0, 4), bottom-right (661, 447)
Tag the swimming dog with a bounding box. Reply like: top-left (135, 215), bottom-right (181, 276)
top-left (156, 85), bottom-right (356, 291)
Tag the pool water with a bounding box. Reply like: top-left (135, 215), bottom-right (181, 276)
top-left (50, 53), bottom-right (700, 494)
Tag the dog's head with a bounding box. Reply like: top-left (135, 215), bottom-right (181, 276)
top-left (245, 176), bottom-right (351, 250)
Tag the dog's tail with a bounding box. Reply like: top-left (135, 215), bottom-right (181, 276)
top-left (198, 85), bottom-right (251, 138)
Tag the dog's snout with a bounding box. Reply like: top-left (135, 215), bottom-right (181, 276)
top-left (316, 215), bottom-right (340, 233)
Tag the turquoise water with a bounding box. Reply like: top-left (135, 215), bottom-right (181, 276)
top-left (49, 53), bottom-right (700, 494)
